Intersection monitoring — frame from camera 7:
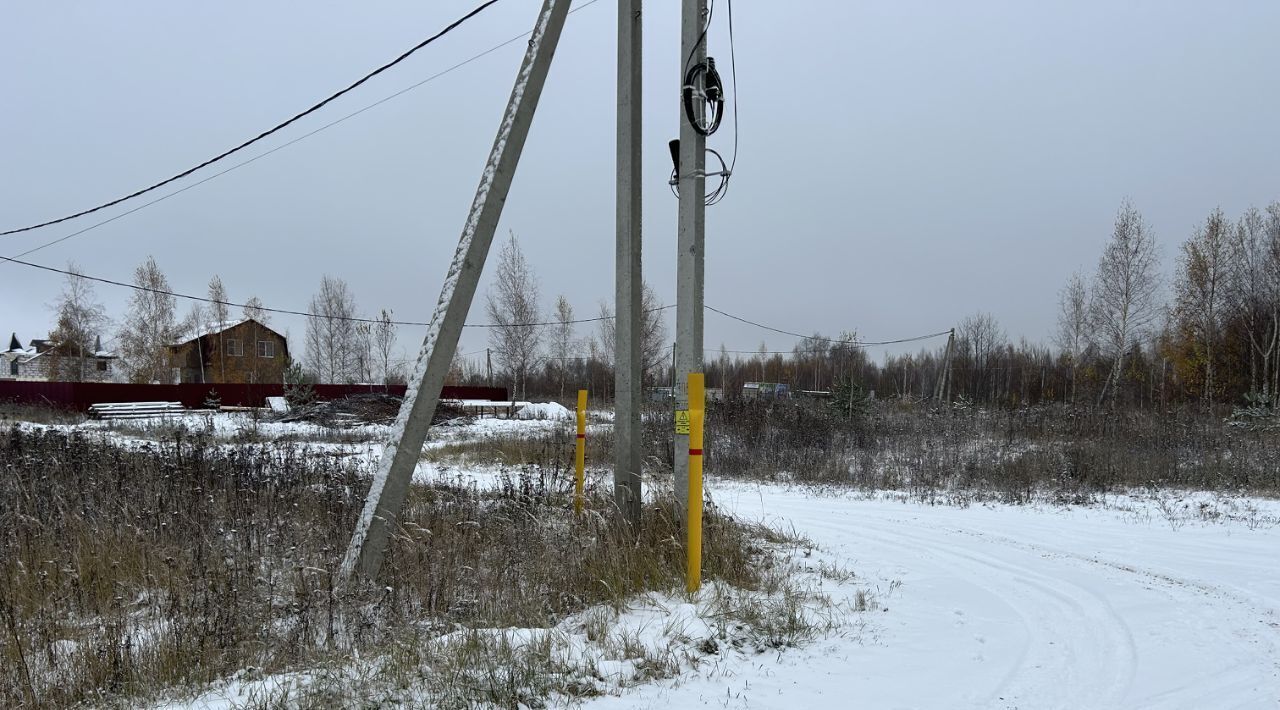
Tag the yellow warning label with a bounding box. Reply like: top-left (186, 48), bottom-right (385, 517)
top-left (674, 410), bottom-right (691, 435)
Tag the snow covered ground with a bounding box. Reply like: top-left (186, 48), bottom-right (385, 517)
top-left (589, 483), bottom-right (1280, 709)
top-left (9, 411), bottom-right (1279, 707)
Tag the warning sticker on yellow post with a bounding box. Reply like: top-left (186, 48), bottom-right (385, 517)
top-left (674, 410), bottom-right (691, 435)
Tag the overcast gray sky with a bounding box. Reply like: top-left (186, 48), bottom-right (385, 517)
top-left (4, 0), bottom-right (1279, 372)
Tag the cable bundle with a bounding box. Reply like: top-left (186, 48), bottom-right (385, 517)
top-left (683, 56), bottom-right (724, 136)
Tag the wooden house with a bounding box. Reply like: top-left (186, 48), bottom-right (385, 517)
top-left (169, 319), bottom-right (289, 384)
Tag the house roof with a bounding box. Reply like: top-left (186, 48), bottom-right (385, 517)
top-left (172, 318), bottom-right (283, 347)
top-left (4, 331), bottom-right (115, 360)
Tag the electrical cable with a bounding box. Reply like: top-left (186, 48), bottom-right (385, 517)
top-left (683, 56), bottom-right (724, 136)
top-left (706, 0), bottom-right (739, 206)
top-left (670, 0), bottom-right (738, 205)
top-left (680, 0), bottom-right (722, 137)
top-left (0, 252), bottom-right (672, 329)
top-left (0, 0), bottom-right (506, 237)
top-left (702, 148), bottom-right (731, 205)
top-left (1, 253), bottom-right (945, 348)
top-left (706, 305), bottom-right (951, 346)
top-left (667, 145), bottom-right (728, 205)
top-left (0, 0), bottom-right (605, 262)
top-left (681, 0), bottom-right (715, 75)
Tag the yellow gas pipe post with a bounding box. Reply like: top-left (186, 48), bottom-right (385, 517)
top-left (574, 389), bottom-right (587, 516)
top-left (686, 373), bottom-right (705, 592)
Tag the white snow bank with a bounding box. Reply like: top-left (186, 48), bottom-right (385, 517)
top-left (515, 401), bottom-right (573, 420)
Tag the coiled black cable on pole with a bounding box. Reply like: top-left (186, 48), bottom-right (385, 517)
top-left (682, 56), bottom-right (724, 136)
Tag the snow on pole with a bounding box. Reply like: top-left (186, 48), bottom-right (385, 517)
top-left (340, 0), bottom-right (572, 582)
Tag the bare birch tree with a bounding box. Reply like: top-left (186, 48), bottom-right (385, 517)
top-left (1175, 208), bottom-right (1230, 406)
top-left (47, 263), bottom-right (107, 381)
top-left (552, 295), bottom-right (576, 398)
top-left (242, 296), bottom-right (268, 324)
top-left (1055, 271), bottom-right (1091, 403)
top-left (595, 301), bottom-right (615, 369)
top-left (373, 309), bottom-right (396, 385)
top-left (207, 276), bottom-right (229, 324)
top-left (207, 275), bottom-right (229, 380)
top-left (595, 283), bottom-right (667, 384)
top-left (1226, 205), bottom-right (1280, 403)
top-left (1092, 201), bottom-right (1161, 407)
top-left (178, 302), bottom-right (208, 381)
top-left (353, 321), bottom-right (374, 384)
top-left (118, 256), bottom-right (178, 383)
top-left (1268, 203), bottom-right (1280, 403)
top-left (959, 312), bottom-right (1005, 402)
top-left (640, 284), bottom-right (667, 380)
top-left (485, 232), bottom-right (542, 399)
top-left (305, 275), bottom-right (358, 383)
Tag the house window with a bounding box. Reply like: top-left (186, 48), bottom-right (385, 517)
top-left (226, 338), bottom-right (243, 357)
top-left (257, 340), bottom-right (275, 358)
top-left (96, 360), bottom-right (108, 372)
top-left (9, 361), bottom-right (17, 376)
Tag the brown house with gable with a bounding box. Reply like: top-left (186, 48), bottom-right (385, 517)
top-left (169, 319), bottom-right (289, 384)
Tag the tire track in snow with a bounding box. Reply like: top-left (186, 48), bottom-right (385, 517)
top-left (801, 515), bottom-right (1139, 709)
top-left (899, 518), bottom-right (1280, 709)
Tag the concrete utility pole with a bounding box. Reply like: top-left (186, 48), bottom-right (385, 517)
top-left (673, 0), bottom-right (708, 515)
top-left (944, 328), bottom-right (955, 404)
top-left (934, 329), bottom-right (954, 403)
top-left (614, 0), bottom-right (643, 527)
top-left (341, 0), bottom-right (571, 582)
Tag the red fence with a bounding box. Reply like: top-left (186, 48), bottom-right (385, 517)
top-left (0, 381), bottom-right (507, 411)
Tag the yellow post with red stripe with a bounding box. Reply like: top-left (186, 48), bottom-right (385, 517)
top-left (686, 373), bottom-right (705, 593)
top-left (574, 389), bottom-right (588, 516)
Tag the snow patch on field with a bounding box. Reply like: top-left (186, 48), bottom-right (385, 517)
top-left (515, 400), bottom-right (573, 420)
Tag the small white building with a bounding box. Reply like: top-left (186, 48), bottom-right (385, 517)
top-left (2, 332), bottom-right (117, 382)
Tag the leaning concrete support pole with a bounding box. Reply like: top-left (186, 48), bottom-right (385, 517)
top-left (614, 0), bottom-right (643, 528)
top-left (341, 0), bottom-right (571, 582)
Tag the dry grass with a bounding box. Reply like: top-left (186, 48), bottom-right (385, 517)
top-left (0, 424), bottom-right (823, 708)
top-left (706, 399), bottom-right (1280, 499)
top-left (0, 402), bottom-right (85, 426)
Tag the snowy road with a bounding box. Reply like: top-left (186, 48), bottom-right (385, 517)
top-left (590, 485), bottom-right (1280, 709)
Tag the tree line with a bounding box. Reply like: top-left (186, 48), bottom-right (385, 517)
top-left (461, 232), bottom-right (668, 400)
top-left (682, 200), bottom-right (1280, 411)
top-left (42, 258), bottom-right (400, 385)
top-left (37, 199), bottom-right (1279, 406)
top-left (46, 259), bottom-right (274, 384)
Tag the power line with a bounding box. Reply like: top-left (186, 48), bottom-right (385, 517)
top-left (469, 305), bottom-right (674, 329)
top-left (4, 254), bottom-right (939, 345)
top-left (0, 0), bottom-right (505, 237)
top-left (2, 0), bottom-right (605, 263)
top-left (705, 0), bottom-right (738, 206)
top-left (706, 305), bottom-right (950, 346)
top-left (708, 344), bottom-right (932, 356)
top-left (0, 252), bottom-right (671, 329)
top-left (1, 250), bottom-right (946, 348)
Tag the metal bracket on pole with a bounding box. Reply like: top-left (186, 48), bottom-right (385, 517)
top-left (340, 0), bottom-right (571, 582)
